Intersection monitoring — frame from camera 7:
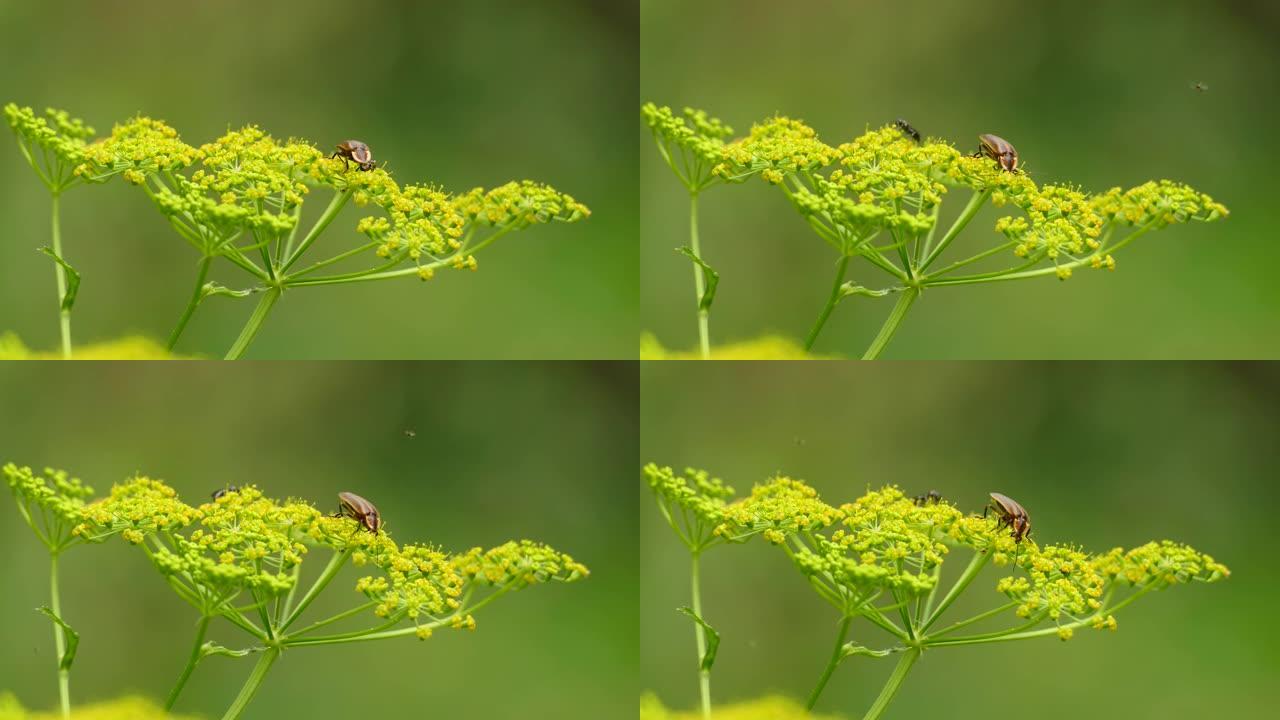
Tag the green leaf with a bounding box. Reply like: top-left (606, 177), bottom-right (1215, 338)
top-left (841, 642), bottom-right (895, 660)
top-left (200, 642), bottom-right (257, 659)
top-left (37, 606), bottom-right (79, 671)
top-left (201, 282), bottom-right (257, 300)
top-left (677, 606), bottom-right (720, 671)
top-left (37, 247), bottom-right (80, 311)
top-left (676, 246), bottom-right (719, 312)
top-left (838, 282), bottom-right (891, 300)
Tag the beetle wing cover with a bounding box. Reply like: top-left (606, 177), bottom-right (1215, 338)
top-left (989, 492), bottom-right (1027, 517)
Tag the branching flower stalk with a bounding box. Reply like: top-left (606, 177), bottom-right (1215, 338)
top-left (3, 464), bottom-right (96, 719)
top-left (643, 103), bottom-right (1229, 358)
top-left (644, 464), bottom-right (742, 719)
top-left (642, 105), bottom-right (736, 359)
top-left (647, 464), bottom-right (1229, 720)
top-left (6, 464), bottom-right (587, 719)
top-left (4, 105), bottom-right (99, 358)
top-left (7, 102), bottom-right (589, 359)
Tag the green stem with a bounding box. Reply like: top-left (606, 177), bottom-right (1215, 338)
top-left (50, 553), bottom-right (70, 720)
top-left (165, 615), bottom-right (211, 711)
top-left (283, 615), bottom-right (450, 647)
top-left (223, 287), bottom-right (281, 360)
top-left (920, 549), bottom-right (990, 633)
top-left (804, 255), bottom-right (851, 351)
top-left (920, 188), bottom-right (991, 270)
top-left (50, 193), bottom-right (71, 358)
top-left (283, 601), bottom-right (378, 638)
top-left (280, 547), bottom-right (353, 631)
top-left (167, 256), bottom-right (212, 350)
top-left (805, 615), bottom-right (853, 711)
top-left (688, 192), bottom-right (711, 359)
top-left (219, 646), bottom-right (279, 720)
top-left (690, 551), bottom-right (711, 720)
top-left (283, 241), bottom-right (381, 280)
top-left (281, 188), bottom-right (353, 271)
top-left (925, 601), bottom-right (1019, 639)
top-left (861, 648), bottom-right (920, 720)
top-left (922, 224), bottom-right (1156, 287)
top-left (861, 288), bottom-right (919, 360)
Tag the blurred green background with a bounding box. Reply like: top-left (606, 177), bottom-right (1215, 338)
top-left (641, 362), bottom-right (1276, 717)
top-left (0, 361), bottom-right (636, 718)
top-left (641, 0), bottom-right (1280, 358)
top-left (0, 0), bottom-right (636, 359)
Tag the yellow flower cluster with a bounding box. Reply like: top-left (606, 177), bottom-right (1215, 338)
top-left (717, 116), bottom-right (836, 185)
top-left (686, 470), bottom-right (1230, 631)
top-left (57, 107), bottom-right (589, 273)
top-left (4, 104), bottom-right (95, 169)
top-left (648, 103), bottom-right (1230, 277)
top-left (644, 463), bottom-right (736, 526)
top-left (3, 463), bottom-right (94, 526)
top-left (77, 116), bottom-right (196, 185)
top-left (641, 103), bottom-right (734, 168)
top-left (717, 476), bottom-right (843, 545)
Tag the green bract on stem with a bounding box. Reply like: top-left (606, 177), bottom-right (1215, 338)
top-left (642, 102), bottom-right (1230, 358)
top-left (5, 102), bottom-right (589, 358)
top-left (644, 463), bottom-right (1230, 719)
top-left (5, 463), bottom-right (588, 719)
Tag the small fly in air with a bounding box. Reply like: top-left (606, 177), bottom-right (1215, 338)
top-left (1191, 81), bottom-right (1208, 93)
top-left (403, 429), bottom-right (417, 438)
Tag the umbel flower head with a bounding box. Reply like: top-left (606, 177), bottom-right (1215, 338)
top-left (4, 104), bottom-right (97, 190)
top-left (64, 106), bottom-right (590, 278)
top-left (77, 115), bottom-right (197, 185)
top-left (669, 465), bottom-right (1228, 637)
top-left (642, 103), bottom-right (735, 166)
top-left (672, 106), bottom-right (1228, 277)
top-left (644, 463), bottom-right (736, 527)
top-left (55, 469), bottom-right (587, 633)
top-left (4, 463), bottom-right (95, 525)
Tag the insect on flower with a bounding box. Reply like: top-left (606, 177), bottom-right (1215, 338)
top-left (894, 118), bottom-right (921, 143)
top-left (331, 140), bottom-right (376, 171)
top-left (972, 134), bottom-right (1019, 173)
top-left (913, 490), bottom-right (942, 506)
top-left (334, 491), bottom-right (382, 533)
top-left (211, 485), bottom-right (240, 501)
top-left (983, 492), bottom-right (1031, 543)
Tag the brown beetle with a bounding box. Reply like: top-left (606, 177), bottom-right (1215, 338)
top-left (972, 134), bottom-right (1019, 173)
top-left (331, 140), bottom-right (376, 171)
top-left (913, 490), bottom-right (942, 506)
top-left (983, 492), bottom-right (1031, 543)
top-left (211, 485), bottom-right (240, 501)
top-left (333, 491), bottom-right (381, 533)
top-left (894, 118), bottom-right (921, 143)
